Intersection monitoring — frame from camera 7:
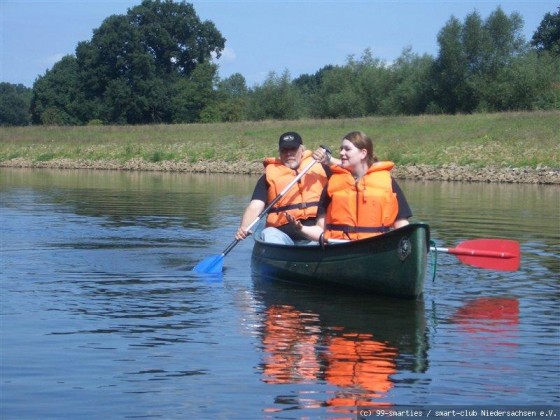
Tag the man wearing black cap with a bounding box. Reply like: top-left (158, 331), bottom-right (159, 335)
top-left (235, 132), bottom-right (332, 244)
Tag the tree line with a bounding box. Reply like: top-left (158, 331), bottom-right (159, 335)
top-left (1, 0), bottom-right (559, 126)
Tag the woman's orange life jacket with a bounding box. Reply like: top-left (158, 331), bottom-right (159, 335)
top-left (264, 150), bottom-right (327, 227)
top-left (325, 333), bottom-right (396, 401)
top-left (325, 161), bottom-right (398, 240)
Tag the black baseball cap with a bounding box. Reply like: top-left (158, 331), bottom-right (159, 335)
top-left (278, 132), bottom-right (303, 149)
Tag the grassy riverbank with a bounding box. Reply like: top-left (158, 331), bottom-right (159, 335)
top-left (1, 111), bottom-right (559, 182)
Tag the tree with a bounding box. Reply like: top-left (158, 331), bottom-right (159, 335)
top-left (432, 16), bottom-right (470, 113)
top-left (30, 55), bottom-right (83, 125)
top-left (352, 49), bottom-right (392, 116)
top-left (78, 0), bottom-right (224, 124)
top-left (531, 8), bottom-right (560, 55)
top-left (0, 83), bottom-right (32, 126)
top-left (246, 70), bottom-right (302, 120)
top-left (215, 73), bottom-right (249, 122)
top-left (32, 0), bottom-right (225, 125)
top-left (380, 48), bottom-right (433, 115)
top-left (132, 0), bottom-right (226, 76)
top-left (432, 7), bottom-right (529, 113)
top-left (292, 65), bottom-right (335, 117)
top-left (482, 8), bottom-right (526, 76)
top-left (502, 51), bottom-right (560, 110)
top-left (170, 62), bottom-right (219, 123)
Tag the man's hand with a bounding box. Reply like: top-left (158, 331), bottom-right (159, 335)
top-left (235, 227), bottom-right (251, 241)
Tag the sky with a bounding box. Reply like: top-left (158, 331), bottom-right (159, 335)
top-left (1, 0), bottom-right (558, 88)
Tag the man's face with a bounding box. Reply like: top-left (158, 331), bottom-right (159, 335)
top-left (279, 145), bottom-right (303, 169)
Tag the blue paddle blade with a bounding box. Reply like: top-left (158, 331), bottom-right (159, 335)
top-left (192, 254), bottom-right (224, 274)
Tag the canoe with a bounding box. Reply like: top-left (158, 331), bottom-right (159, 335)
top-left (251, 222), bottom-right (430, 299)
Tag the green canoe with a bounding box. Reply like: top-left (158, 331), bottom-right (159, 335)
top-left (251, 222), bottom-right (430, 299)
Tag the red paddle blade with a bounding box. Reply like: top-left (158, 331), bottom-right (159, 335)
top-left (451, 239), bottom-right (521, 272)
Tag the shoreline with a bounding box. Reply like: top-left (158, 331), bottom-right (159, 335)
top-left (1, 158), bottom-right (559, 184)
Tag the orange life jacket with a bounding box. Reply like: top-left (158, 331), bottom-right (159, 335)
top-left (325, 161), bottom-right (398, 240)
top-left (325, 333), bottom-right (396, 406)
top-left (264, 151), bottom-right (327, 227)
top-left (262, 305), bottom-right (320, 384)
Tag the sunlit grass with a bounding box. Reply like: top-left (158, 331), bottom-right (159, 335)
top-left (1, 111), bottom-right (558, 168)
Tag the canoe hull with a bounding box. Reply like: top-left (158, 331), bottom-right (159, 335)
top-left (251, 223), bottom-right (430, 299)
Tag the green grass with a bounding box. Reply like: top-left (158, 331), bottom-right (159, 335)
top-left (1, 111), bottom-right (559, 169)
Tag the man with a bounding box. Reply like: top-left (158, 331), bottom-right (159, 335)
top-left (235, 132), bottom-right (331, 244)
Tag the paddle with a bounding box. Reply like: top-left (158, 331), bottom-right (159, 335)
top-left (193, 148), bottom-right (328, 274)
top-left (431, 239), bottom-right (521, 271)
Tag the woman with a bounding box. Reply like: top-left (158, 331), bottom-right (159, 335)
top-left (286, 131), bottom-right (411, 242)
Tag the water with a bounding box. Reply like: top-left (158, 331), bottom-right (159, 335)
top-left (1, 168), bottom-right (558, 419)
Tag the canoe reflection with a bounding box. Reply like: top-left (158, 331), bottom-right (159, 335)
top-left (253, 275), bottom-right (429, 409)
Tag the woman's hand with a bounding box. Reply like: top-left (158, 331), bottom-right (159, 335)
top-left (312, 147), bottom-right (330, 165)
top-left (284, 212), bottom-right (302, 231)
top-left (286, 212), bottom-right (325, 242)
top-left (313, 146), bottom-right (341, 166)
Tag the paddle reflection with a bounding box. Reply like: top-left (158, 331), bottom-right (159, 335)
top-left (453, 297), bottom-right (519, 331)
top-left (254, 276), bottom-right (429, 411)
top-left (445, 297), bottom-right (521, 397)
top-left (451, 297), bottom-right (520, 347)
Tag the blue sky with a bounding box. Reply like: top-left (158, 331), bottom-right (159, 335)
top-left (1, 0), bottom-right (557, 88)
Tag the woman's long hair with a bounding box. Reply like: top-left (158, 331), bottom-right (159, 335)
top-left (342, 131), bottom-right (379, 166)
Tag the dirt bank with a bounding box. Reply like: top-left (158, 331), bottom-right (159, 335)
top-left (1, 158), bottom-right (559, 184)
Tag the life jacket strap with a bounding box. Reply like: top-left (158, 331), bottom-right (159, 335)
top-left (270, 201), bottom-right (320, 214)
top-left (326, 224), bottom-right (391, 234)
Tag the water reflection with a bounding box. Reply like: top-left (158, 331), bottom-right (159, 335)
top-left (452, 297), bottom-right (519, 335)
top-left (426, 297), bottom-right (524, 400)
top-left (253, 275), bottom-right (428, 411)
top-left (1, 168), bottom-right (258, 229)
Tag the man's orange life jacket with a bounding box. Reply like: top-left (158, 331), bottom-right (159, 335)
top-left (325, 162), bottom-right (398, 240)
top-left (264, 151), bottom-right (327, 227)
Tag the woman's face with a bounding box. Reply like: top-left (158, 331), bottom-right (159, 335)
top-left (339, 139), bottom-right (366, 171)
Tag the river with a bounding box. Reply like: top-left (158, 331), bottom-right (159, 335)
top-left (1, 168), bottom-right (558, 419)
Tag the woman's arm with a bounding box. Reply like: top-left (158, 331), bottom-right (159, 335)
top-left (393, 218), bottom-right (410, 229)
